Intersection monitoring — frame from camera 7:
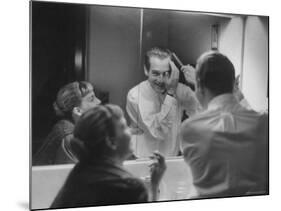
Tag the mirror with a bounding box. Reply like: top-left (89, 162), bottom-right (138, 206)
top-left (32, 2), bottom-right (268, 165)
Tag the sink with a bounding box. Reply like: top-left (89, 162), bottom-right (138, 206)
top-left (31, 157), bottom-right (197, 210)
top-left (124, 157), bottom-right (197, 201)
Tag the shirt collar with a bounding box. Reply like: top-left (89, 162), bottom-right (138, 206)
top-left (207, 93), bottom-right (238, 111)
top-left (145, 80), bottom-right (166, 101)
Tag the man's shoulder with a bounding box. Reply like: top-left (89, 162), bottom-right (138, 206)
top-left (180, 116), bottom-right (208, 148)
top-left (234, 103), bottom-right (268, 122)
top-left (127, 81), bottom-right (147, 99)
top-left (181, 110), bottom-right (216, 133)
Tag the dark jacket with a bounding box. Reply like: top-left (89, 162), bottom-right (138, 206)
top-left (33, 120), bottom-right (75, 165)
top-left (51, 159), bottom-right (148, 209)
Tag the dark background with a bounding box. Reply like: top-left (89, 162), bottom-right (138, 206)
top-left (32, 2), bottom-right (88, 154)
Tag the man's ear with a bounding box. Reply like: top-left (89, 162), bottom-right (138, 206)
top-left (105, 137), bottom-right (117, 150)
top-left (144, 65), bottom-right (149, 76)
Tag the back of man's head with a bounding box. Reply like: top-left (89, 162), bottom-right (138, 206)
top-left (196, 51), bottom-right (235, 96)
top-left (144, 47), bottom-right (171, 71)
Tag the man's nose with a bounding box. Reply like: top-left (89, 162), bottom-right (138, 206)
top-left (157, 74), bottom-right (165, 82)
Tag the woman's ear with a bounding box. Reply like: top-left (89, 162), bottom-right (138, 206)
top-left (72, 107), bottom-right (83, 123)
top-left (105, 137), bottom-right (117, 150)
top-left (73, 107), bottom-right (82, 116)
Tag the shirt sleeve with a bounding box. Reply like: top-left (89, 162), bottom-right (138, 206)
top-left (176, 83), bottom-right (201, 117)
top-left (126, 91), bottom-right (144, 134)
top-left (33, 121), bottom-right (74, 165)
top-left (126, 90), bottom-right (177, 141)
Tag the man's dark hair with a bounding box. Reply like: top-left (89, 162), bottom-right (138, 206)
top-left (144, 47), bottom-right (171, 71)
top-left (196, 51), bottom-right (235, 96)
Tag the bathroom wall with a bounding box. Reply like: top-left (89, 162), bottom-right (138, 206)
top-left (219, 16), bottom-right (244, 76)
top-left (142, 9), bottom-right (169, 58)
top-left (241, 16), bottom-right (268, 111)
top-left (168, 12), bottom-right (230, 65)
top-left (87, 6), bottom-right (142, 114)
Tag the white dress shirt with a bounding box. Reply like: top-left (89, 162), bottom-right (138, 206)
top-left (126, 80), bottom-right (199, 157)
top-left (181, 94), bottom-right (268, 197)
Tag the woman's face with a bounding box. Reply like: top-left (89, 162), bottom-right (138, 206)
top-left (113, 117), bottom-right (133, 160)
top-left (79, 90), bottom-right (101, 113)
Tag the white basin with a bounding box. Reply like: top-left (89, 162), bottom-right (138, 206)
top-left (31, 157), bottom-right (197, 210)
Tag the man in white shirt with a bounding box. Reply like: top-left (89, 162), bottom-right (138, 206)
top-left (126, 47), bottom-right (199, 157)
top-left (181, 51), bottom-right (268, 198)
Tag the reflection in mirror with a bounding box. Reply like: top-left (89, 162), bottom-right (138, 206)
top-left (32, 4), bottom-right (142, 166)
top-left (129, 9), bottom-right (268, 159)
top-left (128, 10), bottom-right (235, 158)
top-left (32, 3), bottom-right (268, 164)
top-left (31, 2), bottom-right (268, 210)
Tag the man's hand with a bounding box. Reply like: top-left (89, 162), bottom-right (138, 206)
top-left (165, 61), bottom-right (179, 95)
top-left (181, 64), bottom-right (196, 86)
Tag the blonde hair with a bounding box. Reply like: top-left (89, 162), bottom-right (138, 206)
top-left (53, 81), bottom-right (93, 117)
top-left (72, 104), bottom-right (124, 161)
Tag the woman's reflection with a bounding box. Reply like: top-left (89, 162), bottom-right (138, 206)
top-left (33, 81), bottom-right (101, 165)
